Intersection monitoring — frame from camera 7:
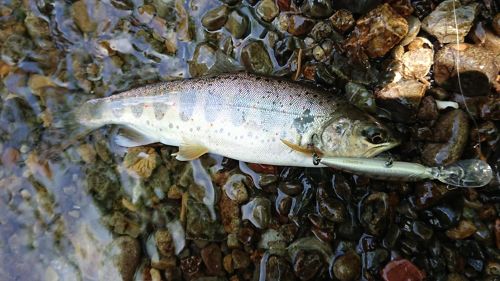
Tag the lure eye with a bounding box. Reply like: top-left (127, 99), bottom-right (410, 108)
top-left (363, 127), bottom-right (385, 144)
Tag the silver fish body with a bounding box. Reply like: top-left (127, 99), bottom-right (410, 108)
top-left (76, 73), bottom-right (398, 167)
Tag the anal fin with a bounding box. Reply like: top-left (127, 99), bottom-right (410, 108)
top-left (173, 141), bottom-right (209, 161)
top-left (114, 128), bottom-right (157, 147)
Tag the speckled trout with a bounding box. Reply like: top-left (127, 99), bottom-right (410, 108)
top-left (75, 73), bottom-right (399, 167)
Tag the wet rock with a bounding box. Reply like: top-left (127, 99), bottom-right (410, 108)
top-left (71, 0), bottom-right (98, 33)
top-left (278, 181), bottom-right (303, 196)
top-left (188, 43), bottom-right (217, 77)
top-left (381, 259), bottom-right (425, 281)
top-left (486, 262), bottom-right (500, 276)
top-left (181, 256), bottom-right (202, 276)
top-left (24, 13), bottom-right (51, 48)
top-left (77, 144), bottom-right (96, 164)
top-left (385, 0), bottom-right (414, 17)
top-left (334, 0), bottom-right (381, 14)
top-left (186, 198), bottom-right (225, 240)
top-left (329, 9), bottom-right (354, 33)
top-left (241, 197), bottom-right (271, 229)
top-left (496, 219), bottom-right (500, 249)
top-left (231, 249), bottom-right (250, 269)
top-left (225, 10), bottom-right (249, 39)
top-left (240, 40), bottom-right (273, 75)
top-left (237, 226), bottom-right (255, 245)
top-left (123, 147), bottom-right (160, 179)
top-left (446, 273), bottom-right (468, 281)
top-left (445, 220), bottom-right (477, 240)
top-left (422, 0), bottom-right (479, 44)
top-left (107, 236), bottom-right (141, 281)
top-left (310, 21), bottom-right (334, 41)
top-left (287, 15), bottom-right (315, 36)
top-left (220, 0), bottom-right (240, 6)
top-left (223, 174), bottom-right (249, 204)
top-left (494, 13), bottom-right (500, 36)
top-left (360, 192), bottom-right (390, 236)
top-left (421, 109), bottom-right (469, 166)
top-left (293, 250), bottom-right (323, 280)
top-left (375, 79), bottom-right (427, 122)
top-left (223, 254), bottom-right (234, 273)
top-left (300, 0), bottom-right (333, 18)
top-left (274, 37), bottom-right (297, 65)
top-left (267, 255), bottom-right (295, 281)
top-left (400, 16), bottom-right (421, 46)
top-left (332, 251), bottom-right (361, 281)
top-left (201, 243), bottom-right (223, 275)
top-left (316, 183), bottom-right (346, 223)
top-left (363, 249), bottom-right (389, 274)
top-left (345, 4), bottom-right (408, 58)
top-left (422, 200), bottom-right (463, 229)
top-left (414, 181), bottom-right (452, 209)
top-left (1, 34), bottom-right (33, 65)
top-left (202, 6), bottom-right (229, 31)
top-left (417, 95), bottom-right (438, 121)
top-left (256, 0), bottom-right (279, 22)
top-left (401, 37), bottom-right (433, 79)
top-left (402, 219), bottom-right (433, 241)
top-left (345, 82), bottom-right (376, 114)
top-left (155, 229), bottom-right (174, 257)
top-left (434, 44), bottom-right (500, 97)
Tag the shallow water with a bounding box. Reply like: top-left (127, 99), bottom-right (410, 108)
top-left (1, 0), bottom-right (499, 280)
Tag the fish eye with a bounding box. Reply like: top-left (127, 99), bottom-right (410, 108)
top-left (362, 127), bottom-right (386, 144)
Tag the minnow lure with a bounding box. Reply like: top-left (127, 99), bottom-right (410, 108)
top-left (318, 156), bottom-right (493, 187)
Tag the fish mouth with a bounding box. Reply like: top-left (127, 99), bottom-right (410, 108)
top-left (362, 141), bottom-right (400, 158)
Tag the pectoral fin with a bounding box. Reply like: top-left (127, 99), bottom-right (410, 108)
top-left (173, 141), bottom-right (209, 161)
top-left (281, 139), bottom-right (324, 157)
top-left (114, 128), bottom-right (157, 147)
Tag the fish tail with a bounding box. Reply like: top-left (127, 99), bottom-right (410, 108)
top-left (38, 98), bottom-right (99, 161)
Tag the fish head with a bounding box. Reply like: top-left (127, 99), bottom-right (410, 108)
top-left (317, 115), bottom-right (399, 158)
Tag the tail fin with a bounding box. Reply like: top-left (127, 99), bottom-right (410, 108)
top-left (37, 95), bottom-right (95, 161)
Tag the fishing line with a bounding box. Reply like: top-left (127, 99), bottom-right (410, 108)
top-left (451, 0), bottom-right (481, 148)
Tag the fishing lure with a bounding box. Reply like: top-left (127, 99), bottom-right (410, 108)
top-left (316, 156), bottom-right (493, 188)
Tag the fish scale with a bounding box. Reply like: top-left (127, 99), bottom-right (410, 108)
top-left (75, 72), bottom-right (398, 167)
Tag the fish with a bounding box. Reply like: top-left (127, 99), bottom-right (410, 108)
top-left (74, 72), bottom-right (399, 167)
top-left (319, 157), bottom-right (493, 187)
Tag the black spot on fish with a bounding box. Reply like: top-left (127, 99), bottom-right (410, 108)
top-left (131, 103), bottom-right (143, 118)
top-left (293, 109), bottom-right (315, 134)
top-left (112, 106), bottom-right (125, 118)
top-left (179, 91), bottom-right (196, 121)
top-left (153, 103), bottom-right (167, 120)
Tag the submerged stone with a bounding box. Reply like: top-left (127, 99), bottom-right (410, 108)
top-left (256, 0), bottom-right (279, 22)
top-left (202, 6), bottom-right (229, 31)
top-left (225, 10), bottom-right (249, 39)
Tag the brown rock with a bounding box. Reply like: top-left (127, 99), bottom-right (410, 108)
top-left (232, 249), bottom-right (251, 269)
top-left (155, 229), bottom-right (174, 257)
top-left (434, 44), bottom-right (500, 96)
top-left (201, 243), bottom-right (223, 275)
top-left (223, 254), bottom-right (234, 273)
top-left (495, 218), bottom-right (500, 249)
top-left (345, 4), bottom-right (408, 58)
top-left (445, 220), bottom-right (477, 240)
top-left (329, 9), bottom-right (354, 33)
top-left (376, 79), bottom-right (427, 122)
top-left (421, 110), bottom-right (470, 166)
top-left (180, 256), bottom-right (202, 276)
top-left (417, 95), bottom-right (438, 121)
top-left (381, 259), bottom-right (425, 281)
top-left (219, 191), bottom-right (241, 233)
top-left (287, 15), bottom-right (315, 36)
